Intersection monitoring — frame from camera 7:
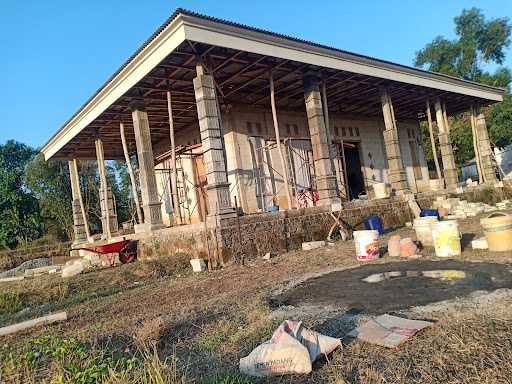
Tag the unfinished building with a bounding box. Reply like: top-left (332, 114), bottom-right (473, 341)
top-left (41, 9), bottom-right (505, 260)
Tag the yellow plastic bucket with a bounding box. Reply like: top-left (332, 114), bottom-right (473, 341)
top-left (432, 220), bottom-right (461, 257)
top-left (480, 212), bottom-right (512, 252)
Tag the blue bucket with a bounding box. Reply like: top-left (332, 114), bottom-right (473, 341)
top-left (420, 209), bottom-right (439, 219)
top-left (363, 215), bottom-right (384, 235)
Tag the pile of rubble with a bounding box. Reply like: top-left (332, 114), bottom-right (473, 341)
top-left (432, 197), bottom-right (512, 219)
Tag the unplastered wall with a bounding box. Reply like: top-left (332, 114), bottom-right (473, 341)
top-left (223, 105), bottom-right (399, 208)
top-left (222, 105), bottom-right (310, 213)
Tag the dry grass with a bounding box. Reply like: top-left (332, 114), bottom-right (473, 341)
top-left (3, 214), bottom-right (512, 383)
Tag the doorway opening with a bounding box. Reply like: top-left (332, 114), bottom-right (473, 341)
top-left (337, 141), bottom-right (365, 200)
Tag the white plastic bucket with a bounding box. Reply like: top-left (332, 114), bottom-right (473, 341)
top-left (353, 230), bottom-right (380, 261)
top-left (413, 217), bottom-right (438, 247)
top-left (373, 183), bottom-right (390, 199)
top-left (432, 220), bottom-right (461, 257)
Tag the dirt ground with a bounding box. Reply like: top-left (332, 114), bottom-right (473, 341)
top-left (2, 214), bottom-right (512, 383)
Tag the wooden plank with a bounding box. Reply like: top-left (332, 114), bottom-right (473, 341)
top-left (0, 312), bottom-right (67, 337)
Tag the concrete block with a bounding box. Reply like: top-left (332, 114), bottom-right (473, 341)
top-left (302, 241), bottom-right (326, 251)
top-left (471, 237), bottom-right (488, 250)
top-left (190, 258), bottom-right (207, 272)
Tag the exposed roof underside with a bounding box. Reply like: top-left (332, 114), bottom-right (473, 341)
top-left (42, 9), bottom-right (505, 160)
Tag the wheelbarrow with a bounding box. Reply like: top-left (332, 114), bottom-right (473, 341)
top-left (70, 239), bottom-right (137, 266)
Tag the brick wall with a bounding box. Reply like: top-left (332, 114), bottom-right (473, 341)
top-left (219, 198), bottom-right (413, 260)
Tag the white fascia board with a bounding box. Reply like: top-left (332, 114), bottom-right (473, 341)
top-left (42, 20), bottom-right (187, 160)
top-left (182, 19), bottom-right (504, 103)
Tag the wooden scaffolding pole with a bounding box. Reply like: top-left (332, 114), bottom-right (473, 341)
top-left (269, 72), bottom-right (294, 209)
top-left (166, 90), bottom-right (182, 225)
top-left (470, 105), bottom-right (484, 183)
top-left (426, 100), bottom-right (443, 182)
top-left (95, 138), bottom-right (111, 240)
top-left (120, 122), bottom-right (143, 224)
top-left (70, 159), bottom-right (91, 240)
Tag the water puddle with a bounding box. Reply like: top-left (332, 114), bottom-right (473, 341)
top-left (362, 270), bottom-right (468, 283)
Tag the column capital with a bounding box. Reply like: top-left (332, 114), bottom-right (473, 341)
top-left (128, 99), bottom-right (146, 112)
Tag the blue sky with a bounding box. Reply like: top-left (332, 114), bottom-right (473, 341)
top-left (2, 0), bottom-right (511, 148)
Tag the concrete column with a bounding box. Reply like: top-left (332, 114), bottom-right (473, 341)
top-left (129, 101), bottom-right (164, 232)
top-left (193, 65), bottom-right (235, 219)
top-left (303, 76), bottom-right (340, 206)
top-left (68, 159), bottom-right (88, 244)
top-left (434, 100), bottom-right (458, 189)
top-left (380, 89), bottom-right (408, 192)
top-left (473, 105), bottom-right (497, 183)
top-left (94, 138), bottom-right (118, 238)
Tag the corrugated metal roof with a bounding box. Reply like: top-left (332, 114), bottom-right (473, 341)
top-left (45, 8), bottom-right (505, 152)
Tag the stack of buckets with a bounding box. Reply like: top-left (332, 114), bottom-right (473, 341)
top-left (414, 211), bottom-right (461, 257)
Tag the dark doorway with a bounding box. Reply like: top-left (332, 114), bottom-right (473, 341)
top-left (343, 142), bottom-right (365, 200)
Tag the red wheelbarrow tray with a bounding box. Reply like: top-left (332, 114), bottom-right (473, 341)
top-left (70, 239), bottom-right (136, 264)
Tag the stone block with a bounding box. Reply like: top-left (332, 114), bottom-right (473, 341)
top-left (302, 240), bottom-right (326, 250)
top-left (190, 258), bottom-right (207, 272)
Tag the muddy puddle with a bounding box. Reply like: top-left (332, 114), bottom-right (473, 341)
top-left (271, 260), bottom-right (512, 314)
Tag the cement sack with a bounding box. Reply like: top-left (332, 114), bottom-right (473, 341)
top-left (239, 331), bottom-right (312, 377)
top-left (61, 262), bottom-right (84, 278)
top-left (271, 320), bottom-right (341, 362)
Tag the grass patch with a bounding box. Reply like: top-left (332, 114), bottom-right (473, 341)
top-left (0, 335), bottom-right (188, 384)
top-left (0, 292), bottom-right (23, 314)
top-left (202, 371), bottom-right (255, 384)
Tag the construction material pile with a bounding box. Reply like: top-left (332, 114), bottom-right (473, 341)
top-left (432, 197), bottom-right (512, 219)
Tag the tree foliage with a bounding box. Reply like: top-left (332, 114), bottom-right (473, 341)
top-left (25, 154), bottom-right (73, 241)
top-left (415, 8), bottom-right (512, 165)
top-left (0, 141), bottom-right (42, 249)
top-left (0, 140), bottom-right (135, 248)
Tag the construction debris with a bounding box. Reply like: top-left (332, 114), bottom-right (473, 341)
top-left (24, 265), bottom-right (62, 277)
top-left (0, 312), bottom-right (67, 337)
top-left (302, 241), bottom-right (326, 251)
top-left (432, 196), bottom-right (509, 218)
top-left (61, 261), bottom-right (85, 278)
top-left (348, 314), bottom-right (433, 348)
top-left (0, 258), bottom-right (51, 278)
top-left (239, 319), bottom-right (341, 377)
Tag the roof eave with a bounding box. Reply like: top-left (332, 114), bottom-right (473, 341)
top-left (41, 14), bottom-right (187, 160)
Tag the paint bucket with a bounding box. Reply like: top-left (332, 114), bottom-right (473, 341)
top-left (363, 215), bottom-right (384, 235)
top-left (480, 212), bottom-right (512, 252)
top-left (413, 216), bottom-right (438, 247)
top-left (432, 220), bottom-right (461, 257)
top-left (373, 183), bottom-right (390, 199)
top-left (353, 230), bottom-right (380, 261)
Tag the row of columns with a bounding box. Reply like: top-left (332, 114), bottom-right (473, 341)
top-left (69, 63), bottom-right (497, 243)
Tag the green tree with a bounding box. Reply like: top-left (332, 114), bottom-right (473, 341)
top-left (25, 154), bottom-right (73, 241)
top-left (0, 141), bottom-right (42, 248)
top-left (415, 8), bottom-right (512, 164)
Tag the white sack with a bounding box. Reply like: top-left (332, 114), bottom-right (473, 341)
top-left (239, 331), bottom-right (312, 377)
top-left (271, 320), bottom-right (341, 362)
